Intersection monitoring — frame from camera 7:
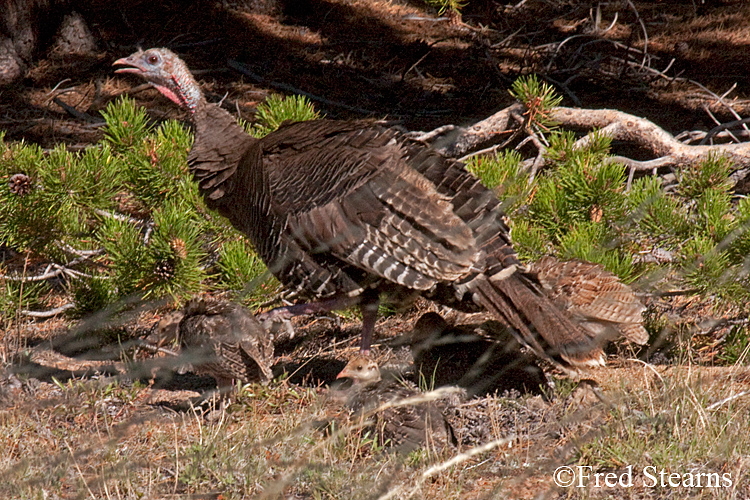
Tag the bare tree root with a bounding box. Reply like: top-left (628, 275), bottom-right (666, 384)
top-left (552, 107), bottom-right (750, 172)
top-left (430, 103), bottom-right (750, 192)
top-left (432, 102), bottom-right (526, 157)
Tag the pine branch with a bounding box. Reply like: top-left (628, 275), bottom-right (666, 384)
top-left (54, 241), bottom-right (104, 258)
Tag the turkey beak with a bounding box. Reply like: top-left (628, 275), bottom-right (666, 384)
top-left (336, 368), bottom-right (350, 379)
top-left (113, 56), bottom-right (144, 75)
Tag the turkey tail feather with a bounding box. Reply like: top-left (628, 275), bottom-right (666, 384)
top-left (470, 275), bottom-right (605, 368)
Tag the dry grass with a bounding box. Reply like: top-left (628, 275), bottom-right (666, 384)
top-left (1, 339), bottom-right (749, 499)
top-left (3, 1), bottom-right (750, 498)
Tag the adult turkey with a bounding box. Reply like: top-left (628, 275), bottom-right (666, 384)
top-left (114, 47), bottom-right (604, 368)
top-left (335, 356), bottom-right (456, 451)
top-left (150, 298), bottom-right (274, 389)
top-left (529, 256), bottom-right (649, 346)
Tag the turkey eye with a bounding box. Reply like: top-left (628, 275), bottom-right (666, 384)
top-left (148, 55), bottom-right (158, 64)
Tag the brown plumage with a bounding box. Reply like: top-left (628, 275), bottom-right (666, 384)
top-left (336, 356), bottom-right (456, 451)
top-left (152, 298), bottom-right (274, 389)
top-left (409, 312), bottom-right (547, 397)
top-left (114, 48), bottom-right (605, 368)
top-left (529, 256), bottom-right (649, 346)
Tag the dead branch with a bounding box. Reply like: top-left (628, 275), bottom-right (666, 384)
top-left (52, 97), bottom-right (99, 123)
top-left (22, 303), bottom-right (75, 318)
top-left (1, 249), bottom-right (102, 283)
top-left (700, 117), bottom-right (750, 145)
top-left (54, 240), bottom-right (104, 258)
top-left (433, 102), bottom-right (750, 191)
top-left (433, 102), bottom-right (525, 157)
top-left (4, 261), bottom-right (81, 282)
top-left (551, 106), bottom-right (750, 171)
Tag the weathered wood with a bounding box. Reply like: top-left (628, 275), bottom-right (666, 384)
top-left (433, 104), bottom-right (750, 192)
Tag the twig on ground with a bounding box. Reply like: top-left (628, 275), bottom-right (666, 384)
top-left (21, 303), bottom-right (75, 318)
top-left (700, 117), bottom-right (750, 146)
top-left (707, 391), bottom-right (750, 411)
top-left (94, 208), bottom-right (143, 225)
top-left (703, 105), bottom-right (741, 144)
top-left (655, 288), bottom-right (701, 297)
top-left (407, 124), bottom-right (456, 143)
top-left (134, 340), bottom-right (180, 357)
top-left (540, 74), bottom-right (580, 107)
top-left (432, 102), bottom-right (525, 157)
top-left (3, 259), bottom-right (87, 282)
top-left (458, 143), bottom-right (503, 163)
top-left (377, 434), bottom-right (517, 500)
top-left (402, 51), bottom-right (431, 81)
top-left (54, 241), bottom-right (104, 258)
top-left (47, 78), bottom-right (72, 95)
top-left (52, 97), bottom-right (100, 123)
top-left (525, 133), bottom-right (548, 183)
top-left (94, 208), bottom-right (154, 244)
top-left (626, 0), bottom-right (648, 69)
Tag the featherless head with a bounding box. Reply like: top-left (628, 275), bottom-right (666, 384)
top-left (114, 47), bottom-right (202, 113)
top-left (337, 356), bottom-right (381, 385)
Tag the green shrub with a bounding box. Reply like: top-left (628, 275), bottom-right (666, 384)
top-left (249, 94), bottom-right (321, 138)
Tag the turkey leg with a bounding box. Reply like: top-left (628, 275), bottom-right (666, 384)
top-left (358, 289), bottom-right (380, 355)
top-left (258, 290), bottom-right (380, 353)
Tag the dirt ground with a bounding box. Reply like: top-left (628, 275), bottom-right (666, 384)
top-left (4, 0), bottom-right (750, 149)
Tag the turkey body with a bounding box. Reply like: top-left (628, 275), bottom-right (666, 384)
top-left (191, 114), bottom-right (488, 302)
top-left (335, 356), bottom-right (456, 451)
top-left (152, 298), bottom-right (274, 389)
top-left (188, 104), bottom-right (602, 366)
top-left (115, 48), bottom-right (605, 367)
top-left (530, 256), bottom-right (649, 346)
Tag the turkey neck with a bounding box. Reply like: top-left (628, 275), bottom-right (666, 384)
top-left (188, 99), bottom-right (271, 229)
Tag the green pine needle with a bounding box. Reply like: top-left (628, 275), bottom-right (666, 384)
top-left (509, 75), bottom-right (563, 131)
top-left (249, 94), bottom-right (321, 138)
top-left (677, 152), bottom-right (733, 199)
top-left (101, 97), bottom-right (153, 152)
top-left (424, 0), bottom-right (467, 15)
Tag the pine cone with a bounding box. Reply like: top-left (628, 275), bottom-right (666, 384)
top-left (154, 259), bottom-right (176, 281)
top-left (8, 173), bottom-right (31, 196)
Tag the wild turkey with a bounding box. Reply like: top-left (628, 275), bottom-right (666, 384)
top-left (150, 298), bottom-right (274, 389)
top-left (114, 48), bottom-right (605, 368)
top-left (529, 256), bottom-right (649, 346)
top-left (335, 356), bottom-right (456, 451)
top-left (409, 312), bottom-right (547, 397)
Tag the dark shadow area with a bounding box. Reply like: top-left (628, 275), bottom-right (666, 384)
top-left (272, 356), bottom-right (347, 386)
top-left (10, 357), bottom-right (120, 383)
top-left (150, 368), bottom-right (218, 393)
top-left (4, 0), bottom-right (749, 148)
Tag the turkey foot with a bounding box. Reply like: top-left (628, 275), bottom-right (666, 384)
top-left (258, 295), bottom-right (361, 341)
top-left (258, 293), bottom-right (380, 354)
